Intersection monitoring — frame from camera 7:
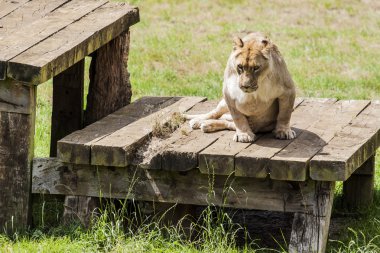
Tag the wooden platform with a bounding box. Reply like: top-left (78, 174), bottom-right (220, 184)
top-left (0, 0), bottom-right (139, 232)
top-left (34, 96), bottom-right (380, 253)
top-left (0, 0), bottom-right (139, 84)
top-left (57, 96), bottom-right (379, 182)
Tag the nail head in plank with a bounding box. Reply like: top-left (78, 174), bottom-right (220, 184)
top-left (8, 2), bottom-right (139, 84)
top-left (57, 96), bottom-right (176, 164)
top-left (235, 98), bottom-right (337, 179)
top-left (269, 100), bottom-right (370, 181)
top-left (90, 96), bottom-right (206, 167)
top-left (310, 101), bottom-right (380, 181)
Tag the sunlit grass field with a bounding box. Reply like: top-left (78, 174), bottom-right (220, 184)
top-left (9, 0), bottom-right (380, 252)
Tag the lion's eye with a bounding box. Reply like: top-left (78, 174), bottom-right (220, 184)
top-left (253, 66), bottom-right (260, 71)
top-left (237, 64), bottom-right (243, 74)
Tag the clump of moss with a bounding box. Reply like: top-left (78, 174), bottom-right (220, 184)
top-left (152, 112), bottom-right (186, 138)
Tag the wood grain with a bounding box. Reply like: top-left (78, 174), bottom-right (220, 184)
top-left (58, 97), bottom-right (176, 164)
top-left (199, 97), bottom-right (304, 175)
top-left (0, 0), bottom-right (68, 31)
top-left (0, 0), bottom-right (30, 19)
top-left (0, 0), bottom-right (107, 80)
top-left (289, 181), bottom-right (335, 253)
top-left (0, 79), bottom-right (35, 114)
top-left (235, 98), bottom-right (337, 179)
top-left (85, 31), bottom-right (132, 125)
top-left (343, 156), bottom-right (375, 209)
top-left (136, 100), bottom-right (219, 170)
top-left (310, 101), bottom-right (380, 181)
top-left (269, 100), bottom-right (370, 181)
top-left (50, 60), bottom-right (84, 157)
top-left (32, 158), bottom-right (317, 213)
top-left (8, 2), bottom-right (139, 83)
top-left (90, 96), bottom-right (206, 167)
top-left (0, 80), bottom-right (36, 233)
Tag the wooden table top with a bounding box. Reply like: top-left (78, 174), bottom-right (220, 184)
top-left (0, 0), bottom-right (139, 84)
top-left (57, 96), bottom-right (380, 182)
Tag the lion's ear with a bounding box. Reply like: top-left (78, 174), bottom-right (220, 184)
top-left (233, 36), bottom-right (244, 50)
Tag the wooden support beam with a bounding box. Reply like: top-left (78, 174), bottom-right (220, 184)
top-left (289, 181), bottom-right (335, 253)
top-left (32, 158), bottom-right (318, 214)
top-left (64, 32), bottom-right (133, 226)
top-left (50, 60), bottom-right (84, 157)
top-left (343, 155), bottom-right (375, 210)
top-left (0, 80), bottom-right (36, 233)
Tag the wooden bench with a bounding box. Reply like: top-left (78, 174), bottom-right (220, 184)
top-left (33, 96), bottom-right (380, 253)
top-left (0, 0), bottom-right (139, 231)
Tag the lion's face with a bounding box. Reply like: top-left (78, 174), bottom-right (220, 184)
top-left (233, 35), bottom-right (270, 93)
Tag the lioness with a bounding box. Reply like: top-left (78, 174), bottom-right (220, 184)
top-left (185, 32), bottom-right (296, 143)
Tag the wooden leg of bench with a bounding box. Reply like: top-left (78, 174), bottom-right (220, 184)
top-left (0, 80), bottom-right (36, 233)
top-left (50, 60), bottom-right (84, 156)
top-left (289, 181), bottom-right (335, 253)
top-left (50, 60), bottom-right (86, 225)
top-left (343, 155), bottom-right (375, 210)
top-left (63, 31), bottom-right (132, 226)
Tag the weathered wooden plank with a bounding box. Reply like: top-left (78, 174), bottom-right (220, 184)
top-left (136, 100), bottom-right (219, 170)
top-left (50, 60), bottom-right (84, 157)
top-left (8, 2), bottom-right (139, 84)
top-left (235, 98), bottom-right (337, 179)
top-left (310, 101), bottom-right (380, 181)
top-left (161, 129), bottom-right (225, 172)
top-left (0, 0), bottom-right (107, 80)
top-left (58, 96), bottom-right (176, 164)
top-left (199, 98), bottom-right (304, 175)
top-left (343, 155), bottom-right (375, 209)
top-left (90, 96), bottom-right (206, 167)
top-left (199, 132), bottom-right (251, 175)
top-left (0, 0), bottom-right (30, 19)
top-left (32, 158), bottom-right (317, 213)
top-left (289, 181), bottom-right (335, 253)
top-left (0, 0), bottom-right (69, 31)
top-left (0, 80), bottom-right (36, 233)
top-left (269, 100), bottom-right (370, 181)
top-left (0, 79), bottom-right (35, 114)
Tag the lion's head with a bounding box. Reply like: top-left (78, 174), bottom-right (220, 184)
top-left (232, 32), bottom-right (272, 93)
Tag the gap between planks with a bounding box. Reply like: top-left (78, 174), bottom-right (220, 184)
top-left (0, 0), bottom-right (108, 80)
top-left (7, 1), bottom-right (139, 83)
top-left (90, 96), bottom-right (206, 167)
top-left (198, 97), bottom-right (305, 176)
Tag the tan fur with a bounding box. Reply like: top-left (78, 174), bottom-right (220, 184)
top-left (184, 32), bottom-right (296, 143)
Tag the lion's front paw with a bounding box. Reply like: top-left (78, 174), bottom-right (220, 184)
top-left (274, 127), bottom-right (296, 140)
top-left (189, 118), bottom-right (202, 129)
top-left (233, 131), bottom-right (256, 143)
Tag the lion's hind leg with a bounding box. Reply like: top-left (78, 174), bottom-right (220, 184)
top-left (200, 119), bottom-right (236, 133)
top-left (184, 99), bottom-right (229, 129)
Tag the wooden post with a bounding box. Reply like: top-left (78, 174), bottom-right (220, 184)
top-left (289, 181), bottom-right (335, 253)
top-left (50, 60), bottom-right (84, 156)
top-left (0, 80), bottom-right (36, 233)
top-left (63, 31), bottom-right (132, 226)
top-left (343, 155), bottom-right (375, 210)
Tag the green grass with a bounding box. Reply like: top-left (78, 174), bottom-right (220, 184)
top-left (18, 0), bottom-right (380, 252)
